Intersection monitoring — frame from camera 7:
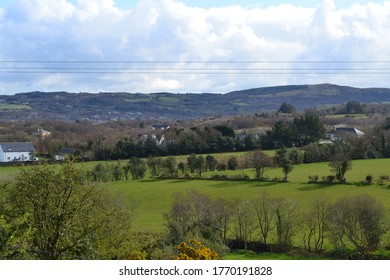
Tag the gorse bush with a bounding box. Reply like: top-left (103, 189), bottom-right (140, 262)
top-left (174, 240), bottom-right (220, 260)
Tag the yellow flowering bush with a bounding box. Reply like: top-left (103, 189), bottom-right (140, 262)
top-left (174, 239), bottom-right (219, 260)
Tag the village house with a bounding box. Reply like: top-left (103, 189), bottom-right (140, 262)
top-left (151, 124), bottom-right (170, 131)
top-left (326, 125), bottom-right (365, 142)
top-left (33, 128), bottom-right (52, 140)
top-left (138, 134), bottom-right (166, 146)
top-left (55, 147), bottom-right (77, 161)
top-left (0, 142), bottom-right (37, 162)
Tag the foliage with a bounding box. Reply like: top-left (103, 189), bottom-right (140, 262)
top-left (174, 239), bottom-right (220, 260)
top-left (91, 162), bottom-right (113, 182)
top-left (264, 112), bottom-right (325, 148)
top-left (227, 156), bottom-right (238, 170)
top-left (127, 157), bottom-right (146, 179)
top-left (164, 190), bottom-right (232, 251)
top-left (329, 153), bottom-right (352, 183)
top-left (275, 147), bottom-right (294, 181)
top-left (214, 125), bottom-right (236, 138)
top-left (205, 155), bottom-right (218, 172)
top-left (344, 101), bottom-right (365, 114)
top-left (0, 161), bottom-right (135, 259)
top-left (278, 102), bottom-right (296, 114)
top-left (250, 150), bottom-right (272, 180)
top-left (293, 112), bottom-right (325, 146)
top-left (161, 157), bottom-right (177, 177)
top-left (187, 154), bottom-right (204, 177)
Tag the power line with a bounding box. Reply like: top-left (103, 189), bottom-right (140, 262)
top-left (1, 60), bottom-right (390, 75)
top-left (2, 60), bottom-right (390, 64)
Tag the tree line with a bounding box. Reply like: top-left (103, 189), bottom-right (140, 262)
top-left (93, 113), bottom-right (390, 165)
top-left (163, 189), bottom-right (387, 259)
top-left (87, 146), bottom-right (355, 185)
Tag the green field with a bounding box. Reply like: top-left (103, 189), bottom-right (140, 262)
top-left (124, 97), bottom-right (152, 103)
top-left (1, 157), bottom-right (390, 258)
top-left (0, 103), bottom-right (31, 110)
top-left (103, 158), bottom-right (390, 233)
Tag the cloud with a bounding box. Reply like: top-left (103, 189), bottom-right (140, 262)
top-left (0, 0), bottom-right (390, 95)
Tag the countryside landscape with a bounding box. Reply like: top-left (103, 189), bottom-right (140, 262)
top-left (1, 0), bottom-right (390, 268)
top-left (1, 85), bottom-right (390, 260)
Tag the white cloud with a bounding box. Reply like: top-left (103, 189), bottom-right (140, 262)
top-left (0, 0), bottom-right (390, 94)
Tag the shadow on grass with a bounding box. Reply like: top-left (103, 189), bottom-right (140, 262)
top-left (208, 180), bottom-right (281, 189)
top-left (298, 183), bottom-right (340, 191)
top-left (138, 178), bottom-right (162, 183)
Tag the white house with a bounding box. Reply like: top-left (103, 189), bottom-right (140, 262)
top-left (326, 126), bottom-right (365, 142)
top-left (0, 142), bottom-right (36, 162)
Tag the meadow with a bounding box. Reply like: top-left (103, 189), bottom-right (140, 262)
top-left (104, 158), bottom-right (390, 233)
top-left (1, 157), bottom-right (390, 259)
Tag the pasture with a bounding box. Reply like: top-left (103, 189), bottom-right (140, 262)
top-left (105, 158), bottom-right (390, 233)
top-left (1, 157), bottom-right (390, 258)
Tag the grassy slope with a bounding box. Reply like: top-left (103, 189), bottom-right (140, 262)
top-left (1, 158), bottom-right (389, 233)
top-left (106, 158), bottom-right (390, 233)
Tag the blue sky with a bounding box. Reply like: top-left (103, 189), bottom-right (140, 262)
top-left (1, 0), bottom-right (390, 94)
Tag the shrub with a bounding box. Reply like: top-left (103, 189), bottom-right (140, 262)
top-left (325, 176), bottom-right (336, 183)
top-left (211, 174), bottom-right (228, 180)
top-left (365, 175), bottom-right (373, 185)
top-left (380, 175), bottom-right (389, 181)
top-left (329, 194), bottom-right (385, 257)
top-left (230, 174), bottom-right (250, 181)
top-left (174, 239), bottom-right (220, 260)
top-left (217, 163), bottom-right (227, 171)
top-left (308, 175), bottom-right (319, 183)
top-left (227, 156), bottom-right (238, 170)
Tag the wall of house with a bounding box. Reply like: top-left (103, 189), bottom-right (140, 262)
top-left (0, 151), bottom-right (32, 162)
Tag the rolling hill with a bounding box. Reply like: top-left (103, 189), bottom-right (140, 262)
top-left (1, 83), bottom-right (390, 121)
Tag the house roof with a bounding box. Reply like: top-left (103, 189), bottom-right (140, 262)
top-left (0, 142), bottom-right (36, 153)
top-left (327, 127), bottom-right (365, 136)
top-left (58, 147), bottom-right (76, 155)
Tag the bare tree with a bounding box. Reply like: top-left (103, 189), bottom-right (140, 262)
top-left (254, 191), bottom-right (275, 247)
top-left (329, 194), bottom-right (385, 257)
top-left (230, 199), bottom-right (257, 250)
top-left (274, 198), bottom-right (301, 249)
top-left (302, 196), bottom-right (330, 252)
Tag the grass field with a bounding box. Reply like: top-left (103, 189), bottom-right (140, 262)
top-left (1, 157), bottom-right (390, 255)
top-left (0, 103), bottom-right (31, 110)
top-left (104, 158), bottom-right (390, 233)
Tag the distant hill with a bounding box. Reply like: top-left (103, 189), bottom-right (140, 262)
top-left (1, 84), bottom-right (390, 121)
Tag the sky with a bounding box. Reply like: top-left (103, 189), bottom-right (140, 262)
top-left (0, 0), bottom-right (390, 94)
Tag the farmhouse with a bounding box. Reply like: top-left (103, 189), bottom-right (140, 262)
top-left (33, 128), bottom-right (52, 140)
top-left (138, 134), bottom-right (166, 146)
top-left (55, 147), bottom-right (77, 161)
top-left (0, 142), bottom-right (36, 162)
top-left (326, 126), bottom-right (365, 142)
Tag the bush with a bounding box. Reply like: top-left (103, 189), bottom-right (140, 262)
top-left (174, 240), bottom-right (220, 260)
top-left (217, 163), bottom-right (227, 171)
top-left (325, 175), bottom-right (336, 183)
top-left (365, 175), bottom-right (373, 185)
top-left (227, 157), bottom-right (238, 170)
top-left (308, 175), bottom-right (319, 183)
top-left (211, 174), bottom-right (229, 180)
top-left (329, 194), bottom-right (385, 257)
top-left (230, 174), bottom-right (250, 181)
top-left (378, 175), bottom-right (390, 185)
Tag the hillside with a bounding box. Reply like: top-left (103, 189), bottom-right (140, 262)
top-left (1, 83), bottom-right (390, 121)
